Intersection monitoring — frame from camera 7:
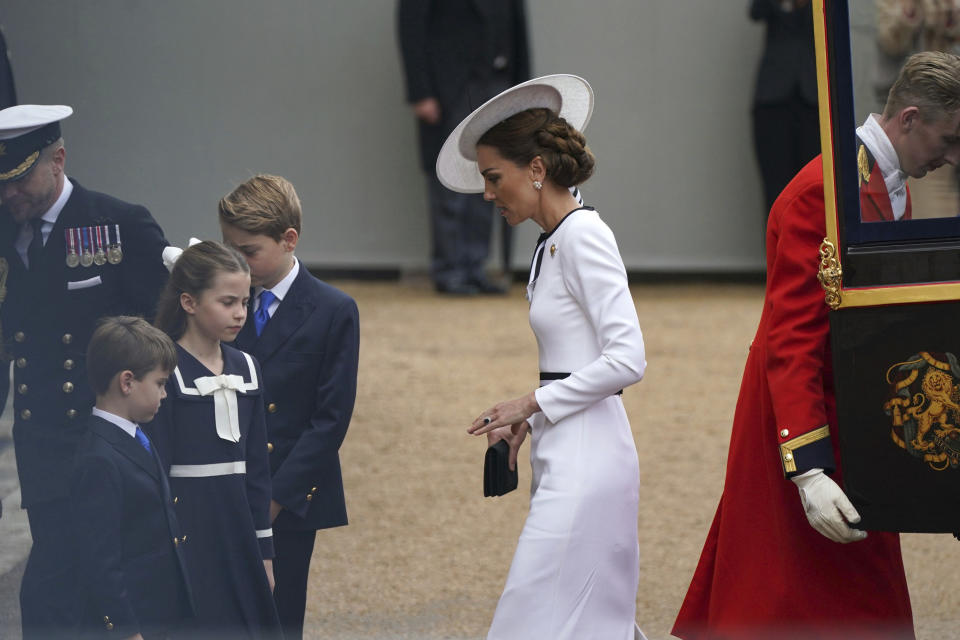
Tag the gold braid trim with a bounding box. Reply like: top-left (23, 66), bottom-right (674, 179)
top-left (0, 151), bottom-right (39, 181)
top-left (780, 425), bottom-right (831, 474)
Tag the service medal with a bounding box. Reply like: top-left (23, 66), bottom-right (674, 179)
top-left (93, 225), bottom-right (106, 266)
top-left (80, 227), bottom-right (94, 267)
top-left (107, 224), bottom-right (123, 264)
top-left (65, 228), bottom-right (80, 268)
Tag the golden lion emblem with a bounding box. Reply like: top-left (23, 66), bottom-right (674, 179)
top-left (884, 352), bottom-right (960, 470)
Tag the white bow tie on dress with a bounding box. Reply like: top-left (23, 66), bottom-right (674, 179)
top-left (194, 374), bottom-right (246, 442)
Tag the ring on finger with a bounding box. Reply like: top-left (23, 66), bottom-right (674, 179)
top-left (482, 416), bottom-right (492, 425)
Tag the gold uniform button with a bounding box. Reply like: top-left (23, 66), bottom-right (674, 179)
top-left (311, 486), bottom-right (318, 492)
top-left (267, 403), bottom-right (277, 413)
top-left (173, 537), bottom-right (179, 546)
top-left (173, 496), bottom-right (179, 504)
top-left (780, 429), bottom-right (789, 438)
top-left (17, 384), bottom-right (27, 395)
top-left (20, 409), bottom-right (31, 420)
top-left (66, 409), bottom-right (78, 419)
top-left (106, 623), bottom-right (114, 631)
top-left (64, 359), bottom-right (75, 370)
top-left (103, 616), bottom-right (110, 623)
top-left (784, 453), bottom-right (794, 462)
top-left (62, 333), bottom-right (73, 344)
top-left (13, 331), bottom-right (24, 342)
top-left (306, 493), bottom-right (313, 501)
top-left (62, 382), bottom-right (74, 393)
top-left (15, 357), bottom-right (27, 368)
top-left (267, 442), bottom-right (274, 453)
top-left (181, 535), bottom-right (187, 543)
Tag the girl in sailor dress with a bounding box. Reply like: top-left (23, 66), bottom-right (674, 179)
top-left (146, 241), bottom-right (282, 639)
top-left (439, 77), bottom-right (648, 639)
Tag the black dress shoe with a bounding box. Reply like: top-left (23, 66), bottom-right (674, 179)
top-left (436, 282), bottom-right (479, 296)
top-left (470, 278), bottom-right (508, 295)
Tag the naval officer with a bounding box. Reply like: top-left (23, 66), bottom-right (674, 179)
top-left (0, 104), bottom-right (169, 638)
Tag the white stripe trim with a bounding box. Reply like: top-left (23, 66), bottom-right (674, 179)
top-left (255, 528), bottom-right (273, 539)
top-left (173, 351), bottom-right (259, 395)
top-left (169, 461), bottom-right (247, 477)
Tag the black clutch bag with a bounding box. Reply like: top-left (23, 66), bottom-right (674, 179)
top-left (484, 439), bottom-right (518, 497)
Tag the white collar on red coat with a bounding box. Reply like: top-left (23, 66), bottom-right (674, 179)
top-left (857, 114), bottom-right (908, 220)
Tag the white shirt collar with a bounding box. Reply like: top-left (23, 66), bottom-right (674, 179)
top-left (255, 256), bottom-right (299, 302)
top-left (856, 114), bottom-right (908, 220)
top-left (91, 407), bottom-right (138, 438)
top-left (41, 176), bottom-right (73, 227)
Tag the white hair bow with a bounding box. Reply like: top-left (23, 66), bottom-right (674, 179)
top-left (161, 237), bottom-right (203, 272)
top-left (194, 374), bottom-right (246, 442)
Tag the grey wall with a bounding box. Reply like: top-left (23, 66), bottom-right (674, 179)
top-left (2, 1), bottom-right (768, 273)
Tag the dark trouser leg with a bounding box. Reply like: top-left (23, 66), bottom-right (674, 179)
top-left (428, 175), bottom-right (493, 290)
top-left (20, 499), bottom-right (80, 639)
top-left (752, 99), bottom-right (821, 214)
top-left (272, 529), bottom-right (317, 640)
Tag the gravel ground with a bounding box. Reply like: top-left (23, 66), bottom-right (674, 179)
top-left (3, 279), bottom-right (960, 639)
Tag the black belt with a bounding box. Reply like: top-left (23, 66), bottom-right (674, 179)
top-left (539, 371), bottom-right (623, 395)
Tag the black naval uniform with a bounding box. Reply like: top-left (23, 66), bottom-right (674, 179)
top-left (0, 178), bottom-right (169, 637)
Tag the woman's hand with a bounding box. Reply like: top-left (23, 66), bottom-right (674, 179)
top-left (487, 422), bottom-right (530, 471)
top-left (469, 392), bottom-right (540, 436)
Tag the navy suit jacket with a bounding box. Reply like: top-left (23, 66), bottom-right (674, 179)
top-left (234, 262), bottom-right (359, 531)
top-left (71, 415), bottom-right (193, 638)
top-left (0, 180), bottom-right (169, 506)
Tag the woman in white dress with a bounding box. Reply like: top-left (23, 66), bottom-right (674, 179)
top-left (436, 75), bottom-right (648, 640)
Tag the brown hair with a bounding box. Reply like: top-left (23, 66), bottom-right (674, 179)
top-left (218, 174), bottom-right (302, 241)
top-left (884, 51), bottom-right (960, 122)
top-left (154, 241), bottom-right (249, 340)
top-left (477, 108), bottom-right (595, 187)
top-left (87, 316), bottom-right (177, 395)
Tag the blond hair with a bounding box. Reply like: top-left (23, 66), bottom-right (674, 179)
top-left (218, 174), bottom-right (302, 240)
top-left (884, 51), bottom-right (960, 122)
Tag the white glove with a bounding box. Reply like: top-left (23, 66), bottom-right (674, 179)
top-left (791, 468), bottom-right (868, 543)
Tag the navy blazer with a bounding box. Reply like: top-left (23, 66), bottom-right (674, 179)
top-left (233, 262), bottom-right (359, 531)
top-left (71, 415), bottom-right (193, 638)
top-left (0, 180), bottom-right (169, 507)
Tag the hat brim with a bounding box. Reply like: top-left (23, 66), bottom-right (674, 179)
top-left (435, 74), bottom-right (594, 193)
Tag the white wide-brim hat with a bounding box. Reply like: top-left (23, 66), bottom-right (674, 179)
top-left (436, 74), bottom-right (594, 193)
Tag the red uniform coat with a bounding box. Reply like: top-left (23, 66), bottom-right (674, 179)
top-left (859, 141), bottom-right (912, 222)
top-left (672, 157), bottom-right (914, 639)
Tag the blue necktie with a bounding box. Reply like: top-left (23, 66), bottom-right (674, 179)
top-left (27, 219), bottom-right (44, 270)
top-left (134, 427), bottom-right (152, 453)
top-left (254, 290), bottom-right (276, 337)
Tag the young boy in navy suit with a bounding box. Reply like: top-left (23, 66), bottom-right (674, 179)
top-left (219, 174), bottom-right (360, 640)
top-left (71, 316), bottom-right (193, 639)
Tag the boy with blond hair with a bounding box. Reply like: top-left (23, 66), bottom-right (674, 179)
top-left (219, 174), bottom-right (359, 640)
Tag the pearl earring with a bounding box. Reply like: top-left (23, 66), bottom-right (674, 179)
top-left (533, 180), bottom-right (542, 190)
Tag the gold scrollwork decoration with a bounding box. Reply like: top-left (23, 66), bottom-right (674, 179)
top-left (817, 238), bottom-right (842, 310)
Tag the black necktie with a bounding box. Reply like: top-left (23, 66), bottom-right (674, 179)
top-left (27, 219), bottom-right (43, 270)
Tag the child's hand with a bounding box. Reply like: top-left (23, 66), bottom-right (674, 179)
top-left (263, 558), bottom-right (275, 592)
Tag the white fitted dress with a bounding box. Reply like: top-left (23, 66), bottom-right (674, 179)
top-left (487, 207), bottom-right (647, 640)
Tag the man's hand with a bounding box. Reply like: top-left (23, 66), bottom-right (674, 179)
top-left (412, 97), bottom-right (441, 125)
top-left (792, 468), bottom-right (868, 543)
